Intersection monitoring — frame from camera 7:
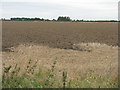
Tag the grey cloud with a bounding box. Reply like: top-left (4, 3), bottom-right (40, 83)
top-left (1, 1), bottom-right (118, 20)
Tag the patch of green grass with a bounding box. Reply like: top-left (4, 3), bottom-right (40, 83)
top-left (2, 60), bottom-right (118, 88)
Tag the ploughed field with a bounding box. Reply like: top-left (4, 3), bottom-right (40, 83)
top-left (2, 21), bottom-right (118, 88)
top-left (2, 21), bottom-right (118, 51)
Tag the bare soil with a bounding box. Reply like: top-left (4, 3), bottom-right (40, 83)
top-left (2, 21), bottom-right (118, 51)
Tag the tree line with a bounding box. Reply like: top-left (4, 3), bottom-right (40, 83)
top-left (1, 16), bottom-right (118, 22)
top-left (10, 16), bottom-right (72, 21)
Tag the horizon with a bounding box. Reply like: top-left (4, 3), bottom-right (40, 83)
top-left (0, 0), bottom-right (119, 20)
top-left (0, 17), bottom-right (118, 21)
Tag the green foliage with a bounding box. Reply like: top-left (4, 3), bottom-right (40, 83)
top-left (57, 16), bottom-right (71, 21)
top-left (2, 59), bottom-right (118, 88)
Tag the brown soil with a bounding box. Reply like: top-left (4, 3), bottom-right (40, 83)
top-left (2, 21), bottom-right (118, 51)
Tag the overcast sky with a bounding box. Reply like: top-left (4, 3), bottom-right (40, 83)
top-left (0, 0), bottom-right (119, 20)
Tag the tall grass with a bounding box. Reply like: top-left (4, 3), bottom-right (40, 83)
top-left (2, 59), bottom-right (118, 88)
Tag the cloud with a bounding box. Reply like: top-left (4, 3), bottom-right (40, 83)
top-left (1, 0), bottom-right (119, 20)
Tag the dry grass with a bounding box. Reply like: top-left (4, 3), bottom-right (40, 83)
top-left (3, 43), bottom-right (118, 79)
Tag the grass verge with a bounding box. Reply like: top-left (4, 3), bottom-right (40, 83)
top-left (2, 59), bottom-right (118, 88)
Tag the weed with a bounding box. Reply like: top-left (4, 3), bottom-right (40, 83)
top-left (2, 60), bottom-right (118, 88)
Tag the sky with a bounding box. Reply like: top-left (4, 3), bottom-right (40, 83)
top-left (0, 0), bottom-right (119, 20)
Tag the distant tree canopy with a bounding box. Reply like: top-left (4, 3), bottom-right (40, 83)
top-left (10, 17), bottom-right (45, 21)
top-left (0, 16), bottom-right (118, 22)
top-left (57, 16), bottom-right (71, 21)
top-left (9, 16), bottom-right (72, 21)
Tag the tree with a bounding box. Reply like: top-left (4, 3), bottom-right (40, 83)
top-left (57, 16), bottom-right (71, 21)
top-left (52, 19), bottom-right (56, 21)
